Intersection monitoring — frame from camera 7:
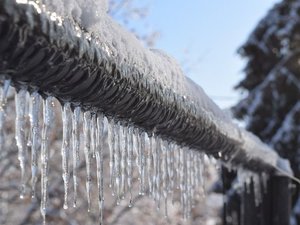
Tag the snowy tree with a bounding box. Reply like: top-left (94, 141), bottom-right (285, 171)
top-left (233, 0), bottom-right (300, 222)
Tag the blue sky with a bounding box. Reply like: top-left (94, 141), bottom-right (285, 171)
top-left (137, 0), bottom-right (278, 108)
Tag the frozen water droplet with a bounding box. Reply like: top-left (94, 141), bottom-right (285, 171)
top-left (41, 97), bottom-right (55, 224)
top-left (72, 106), bottom-right (81, 207)
top-left (61, 102), bottom-right (72, 209)
top-left (29, 92), bottom-right (41, 198)
top-left (15, 89), bottom-right (28, 199)
top-left (128, 202), bottom-right (133, 208)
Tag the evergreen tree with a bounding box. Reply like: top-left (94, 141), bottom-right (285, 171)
top-left (234, 0), bottom-right (300, 221)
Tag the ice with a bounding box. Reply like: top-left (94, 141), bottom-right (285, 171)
top-left (83, 111), bottom-right (92, 212)
top-left (96, 113), bottom-right (104, 224)
top-left (106, 118), bottom-right (115, 192)
top-left (127, 126), bottom-right (134, 206)
top-left (0, 79), bottom-right (10, 150)
top-left (72, 106), bottom-right (81, 207)
top-left (61, 102), bottom-right (72, 209)
top-left (139, 132), bottom-right (146, 196)
top-left (154, 137), bottom-right (161, 209)
top-left (90, 114), bottom-right (97, 158)
top-left (148, 136), bottom-right (154, 196)
top-left (120, 124), bottom-right (127, 199)
top-left (41, 97), bottom-right (55, 225)
top-left (162, 141), bottom-right (169, 217)
top-left (29, 91), bottom-right (41, 198)
top-left (15, 89), bottom-right (28, 199)
top-left (114, 122), bottom-right (121, 204)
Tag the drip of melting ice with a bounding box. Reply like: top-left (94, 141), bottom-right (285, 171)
top-left (41, 97), bottom-right (55, 225)
top-left (15, 89), bottom-right (28, 199)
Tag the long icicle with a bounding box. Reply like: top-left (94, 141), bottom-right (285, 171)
top-left (96, 113), bottom-right (104, 225)
top-left (114, 122), bottom-right (121, 204)
top-left (29, 92), bottom-right (41, 198)
top-left (41, 97), bottom-right (55, 225)
top-left (61, 102), bottom-right (72, 209)
top-left (127, 126), bottom-right (134, 207)
top-left (15, 88), bottom-right (28, 199)
top-left (0, 79), bottom-right (10, 151)
top-left (107, 118), bottom-right (115, 194)
top-left (91, 114), bottom-right (96, 158)
top-left (120, 124), bottom-right (127, 200)
top-left (83, 111), bottom-right (92, 212)
top-left (72, 106), bottom-right (81, 207)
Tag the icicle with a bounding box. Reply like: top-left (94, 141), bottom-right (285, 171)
top-left (162, 141), bottom-right (169, 218)
top-left (0, 79), bottom-right (10, 150)
top-left (152, 135), bottom-right (158, 201)
top-left (40, 97), bottom-right (55, 225)
top-left (96, 113), bottom-right (104, 225)
top-left (186, 150), bottom-right (192, 218)
top-left (107, 118), bottom-right (115, 192)
top-left (120, 124), bottom-right (127, 199)
top-left (253, 174), bottom-right (262, 206)
top-left (155, 137), bottom-right (162, 209)
top-left (61, 102), bottom-right (72, 209)
top-left (127, 126), bottom-right (134, 207)
top-left (29, 92), bottom-right (41, 198)
top-left (133, 129), bottom-right (141, 184)
top-left (139, 132), bottom-right (146, 195)
top-left (113, 122), bottom-right (121, 204)
top-left (180, 148), bottom-right (187, 219)
top-left (167, 142), bottom-right (173, 193)
top-left (15, 89), bottom-right (28, 199)
top-left (148, 135), bottom-right (154, 196)
top-left (91, 114), bottom-right (96, 158)
top-left (72, 106), bottom-right (81, 207)
top-left (175, 146), bottom-right (180, 191)
top-left (168, 143), bottom-right (175, 205)
top-left (83, 111), bottom-right (92, 212)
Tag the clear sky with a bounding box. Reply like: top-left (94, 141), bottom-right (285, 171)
top-left (138, 0), bottom-right (279, 108)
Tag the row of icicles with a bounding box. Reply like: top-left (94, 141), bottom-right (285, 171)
top-left (0, 79), bottom-right (208, 224)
